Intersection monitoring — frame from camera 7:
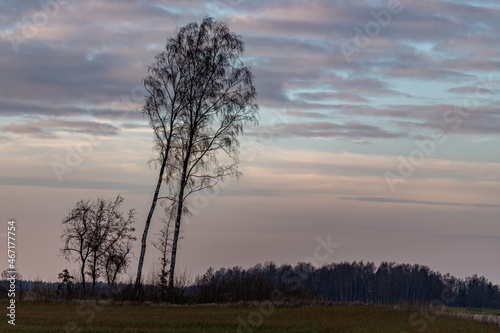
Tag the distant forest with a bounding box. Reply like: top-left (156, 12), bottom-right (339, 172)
top-left (3, 261), bottom-right (499, 309)
top-left (190, 261), bottom-right (500, 309)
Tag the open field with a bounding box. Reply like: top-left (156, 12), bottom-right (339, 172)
top-left (1, 301), bottom-right (500, 332)
top-left (458, 308), bottom-right (500, 316)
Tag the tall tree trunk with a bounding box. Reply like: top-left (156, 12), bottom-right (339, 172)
top-left (110, 267), bottom-right (119, 294)
top-left (160, 220), bottom-right (171, 288)
top-left (168, 175), bottom-right (186, 290)
top-left (80, 264), bottom-right (86, 297)
top-left (168, 128), bottom-right (194, 291)
top-left (92, 251), bottom-right (98, 295)
top-left (134, 154), bottom-right (168, 296)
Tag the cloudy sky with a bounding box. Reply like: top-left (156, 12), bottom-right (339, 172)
top-left (0, 0), bottom-right (499, 285)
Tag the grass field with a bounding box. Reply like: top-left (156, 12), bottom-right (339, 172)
top-left (0, 301), bottom-right (499, 332)
top-left (458, 308), bottom-right (500, 316)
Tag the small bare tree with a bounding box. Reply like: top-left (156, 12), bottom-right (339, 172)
top-left (57, 269), bottom-right (74, 299)
top-left (152, 215), bottom-right (174, 296)
top-left (61, 195), bottom-right (136, 296)
top-left (1, 269), bottom-right (22, 294)
top-left (104, 241), bottom-right (133, 293)
top-left (60, 199), bottom-right (92, 296)
top-left (1, 269), bottom-right (22, 281)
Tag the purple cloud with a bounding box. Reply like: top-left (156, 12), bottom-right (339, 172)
top-left (2, 119), bottom-right (119, 139)
top-left (250, 120), bottom-right (406, 139)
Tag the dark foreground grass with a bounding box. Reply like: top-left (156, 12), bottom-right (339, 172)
top-left (0, 301), bottom-right (499, 332)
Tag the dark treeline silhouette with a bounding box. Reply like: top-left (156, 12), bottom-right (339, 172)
top-left (191, 261), bottom-right (500, 308)
top-left (2, 261), bottom-right (499, 309)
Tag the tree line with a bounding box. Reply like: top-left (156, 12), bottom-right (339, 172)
top-left (190, 261), bottom-right (500, 308)
top-left (2, 261), bottom-right (499, 310)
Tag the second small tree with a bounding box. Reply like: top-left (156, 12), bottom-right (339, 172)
top-left (61, 195), bottom-right (136, 297)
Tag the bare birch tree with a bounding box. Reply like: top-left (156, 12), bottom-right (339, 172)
top-left (135, 16), bottom-right (258, 295)
top-left (134, 20), bottom-right (192, 293)
top-left (164, 17), bottom-right (258, 289)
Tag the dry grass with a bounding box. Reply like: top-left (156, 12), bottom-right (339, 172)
top-left (0, 301), bottom-right (499, 332)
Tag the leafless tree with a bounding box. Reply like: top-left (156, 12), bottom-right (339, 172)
top-left (104, 241), bottom-right (133, 293)
top-left (61, 195), bottom-right (136, 296)
top-left (60, 199), bottom-right (92, 295)
top-left (0, 269), bottom-right (22, 297)
top-left (1, 269), bottom-right (22, 281)
top-left (134, 17), bottom-right (192, 293)
top-left (165, 16), bottom-right (258, 290)
top-left (135, 16), bottom-right (258, 294)
top-left (57, 269), bottom-right (74, 299)
top-left (151, 215), bottom-right (174, 297)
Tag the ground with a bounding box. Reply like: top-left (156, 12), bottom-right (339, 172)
top-left (0, 301), bottom-right (499, 332)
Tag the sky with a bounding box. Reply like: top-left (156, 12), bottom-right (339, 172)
top-left (0, 0), bottom-right (499, 285)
